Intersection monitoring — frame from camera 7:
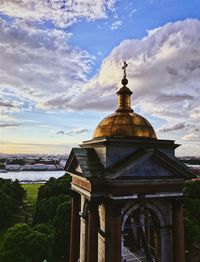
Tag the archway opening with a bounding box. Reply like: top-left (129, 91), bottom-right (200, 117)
top-left (123, 206), bottom-right (161, 262)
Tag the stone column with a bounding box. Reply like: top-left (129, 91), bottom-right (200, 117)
top-left (87, 202), bottom-right (98, 262)
top-left (172, 200), bottom-right (185, 262)
top-left (79, 197), bottom-right (88, 262)
top-left (160, 226), bottom-right (172, 262)
top-left (110, 204), bottom-right (122, 262)
top-left (80, 216), bottom-right (86, 262)
top-left (70, 191), bottom-right (80, 262)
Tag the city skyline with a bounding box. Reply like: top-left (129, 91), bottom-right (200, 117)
top-left (1, 0), bottom-right (200, 156)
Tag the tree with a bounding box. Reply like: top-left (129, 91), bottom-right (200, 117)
top-left (184, 180), bottom-right (200, 199)
top-left (0, 163), bottom-right (5, 169)
top-left (0, 179), bottom-right (26, 229)
top-left (37, 174), bottom-right (71, 203)
top-left (33, 174), bottom-right (72, 261)
top-left (0, 224), bottom-right (54, 262)
top-left (184, 180), bottom-right (200, 261)
top-left (33, 194), bottom-right (70, 225)
top-left (0, 190), bottom-right (15, 228)
top-left (0, 178), bottom-right (25, 204)
top-left (53, 201), bottom-right (71, 261)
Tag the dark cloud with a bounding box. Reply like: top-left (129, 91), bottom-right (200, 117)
top-left (159, 123), bottom-right (186, 132)
top-left (0, 123), bottom-right (21, 128)
top-left (0, 101), bottom-right (16, 108)
top-left (153, 94), bottom-right (193, 103)
top-left (56, 131), bottom-right (65, 135)
top-left (66, 128), bottom-right (89, 136)
top-left (74, 129), bottom-right (89, 134)
top-left (56, 128), bottom-right (89, 136)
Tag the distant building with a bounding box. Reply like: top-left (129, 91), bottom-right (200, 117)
top-left (22, 164), bottom-right (57, 171)
top-left (5, 164), bottom-right (21, 171)
top-left (65, 63), bottom-right (194, 262)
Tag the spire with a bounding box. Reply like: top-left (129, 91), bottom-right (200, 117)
top-left (116, 61), bottom-right (133, 113)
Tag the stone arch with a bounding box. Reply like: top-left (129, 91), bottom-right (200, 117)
top-left (121, 201), bottom-right (172, 262)
top-left (122, 201), bottom-right (167, 230)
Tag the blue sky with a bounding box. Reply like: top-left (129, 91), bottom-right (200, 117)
top-left (0, 0), bottom-right (200, 156)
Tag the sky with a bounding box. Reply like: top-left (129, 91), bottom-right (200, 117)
top-left (0, 0), bottom-right (200, 156)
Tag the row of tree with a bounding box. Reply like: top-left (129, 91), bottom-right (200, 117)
top-left (0, 174), bottom-right (71, 262)
top-left (0, 178), bottom-right (25, 228)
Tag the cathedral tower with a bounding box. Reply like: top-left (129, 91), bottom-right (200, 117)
top-left (65, 62), bottom-right (194, 262)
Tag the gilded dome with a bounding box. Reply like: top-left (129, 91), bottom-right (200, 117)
top-left (93, 111), bottom-right (157, 139)
top-left (93, 62), bottom-right (157, 140)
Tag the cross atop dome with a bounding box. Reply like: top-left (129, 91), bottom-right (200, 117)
top-left (92, 62), bottom-right (157, 139)
top-left (122, 61), bottom-right (128, 79)
top-left (121, 61), bottom-right (129, 86)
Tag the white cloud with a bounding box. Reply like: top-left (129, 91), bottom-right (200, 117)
top-left (0, 17), bottom-right (93, 109)
top-left (44, 18), bottom-right (200, 147)
top-left (190, 105), bottom-right (200, 120)
top-left (1, 15), bottom-right (200, 150)
top-left (0, 114), bottom-right (22, 128)
top-left (0, 115), bottom-right (17, 122)
top-left (10, 18), bottom-right (199, 140)
top-left (128, 8), bottom-right (137, 18)
top-left (57, 19), bottom-right (200, 117)
top-left (0, 0), bottom-right (116, 27)
top-left (181, 133), bottom-right (200, 141)
top-left (110, 20), bottom-right (122, 30)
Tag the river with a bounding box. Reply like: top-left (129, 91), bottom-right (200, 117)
top-left (0, 170), bottom-right (65, 182)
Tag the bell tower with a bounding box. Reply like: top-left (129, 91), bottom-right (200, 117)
top-left (65, 62), bottom-right (194, 262)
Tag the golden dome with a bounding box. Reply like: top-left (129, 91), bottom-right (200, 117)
top-left (93, 111), bottom-right (157, 139)
top-left (93, 61), bottom-right (157, 140)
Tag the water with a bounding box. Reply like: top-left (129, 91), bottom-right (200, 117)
top-left (0, 170), bottom-right (65, 182)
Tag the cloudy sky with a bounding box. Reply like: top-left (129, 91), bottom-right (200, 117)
top-left (0, 0), bottom-right (200, 156)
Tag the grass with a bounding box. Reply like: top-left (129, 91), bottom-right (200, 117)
top-left (21, 183), bottom-right (43, 223)
top-left (22, 183), bottom-right (43, 206)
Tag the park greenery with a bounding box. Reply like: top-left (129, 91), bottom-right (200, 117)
top-left (0, 174), bottom-right (71, 262)
top-left (0, 175), bottom-right (199, 262)
top-left (184, 180), bottom-right (200, 261)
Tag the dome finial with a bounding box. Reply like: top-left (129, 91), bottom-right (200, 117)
top-left (92, 61), bottom-right (157, 139)
top-left (122, 61), bottom-right (128, 86)
top-left (122, 61), bottom-right (128, 78)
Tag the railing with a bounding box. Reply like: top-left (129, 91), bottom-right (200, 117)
top-left (122, 246), bottom-right (156, 262)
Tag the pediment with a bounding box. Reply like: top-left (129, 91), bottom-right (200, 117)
top-left (65, 147), bottom-right (194, 180)
top-left (65, 147), bottom-right (104, 178)
top-left (115, 157), bottom-right (173, 178)
top-left (105, 149), bottom-right (194, 180)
